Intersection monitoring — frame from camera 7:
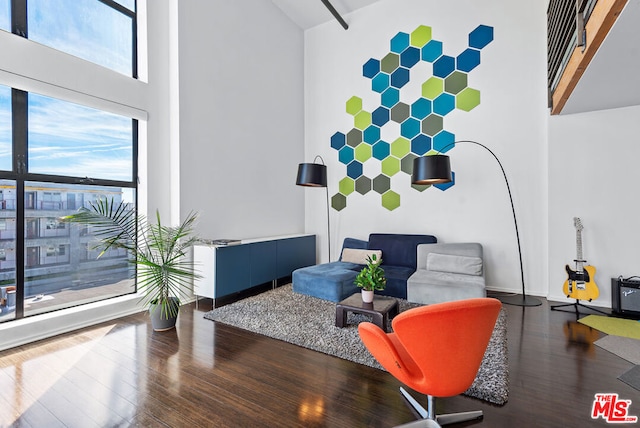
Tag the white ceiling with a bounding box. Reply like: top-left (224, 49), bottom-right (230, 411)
top-left (271, 0), bottom-right (640, 115)
top-left (270, 0), bottom-right (382, 30)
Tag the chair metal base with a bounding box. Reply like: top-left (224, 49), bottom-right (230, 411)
top-left (396, 387), bottom-right (483, 427)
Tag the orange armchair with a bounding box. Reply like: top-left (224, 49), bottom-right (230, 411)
top-left (358, 297), bottom-right (501, 427)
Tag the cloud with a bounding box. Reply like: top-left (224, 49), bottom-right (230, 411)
top-left (27, 94), bottom-right (133, 181)
top-left (38, 157), bottom-right (131, 182)
top-left (27, 0), bottom-right (132, 75)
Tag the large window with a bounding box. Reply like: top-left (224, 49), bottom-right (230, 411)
top-left (28, 94), bottom-right (133, 181)
top-left (1, 0), bottom-right (136, 76)
top-left (20, 183), bottom-right (136, 318)
top-left (28, 0), bottom-right (136, 76)
top-left (0, 0), bottom-right (139, 323)
top-left (0, 93), bottom-right (138, 323)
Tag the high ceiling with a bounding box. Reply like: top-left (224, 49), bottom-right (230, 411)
top-left (270, 0), bottom-right (381, 30)
top-left (271, 0), bottom-right (640, 115)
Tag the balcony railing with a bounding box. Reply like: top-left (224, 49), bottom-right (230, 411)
top-left (548, 0), bottom-right (629, 114)
top-left (547, 0), bottom-right (595, 100)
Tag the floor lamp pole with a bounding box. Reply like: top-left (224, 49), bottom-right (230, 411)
top-left (324, 185), bottom-right (331, 262)
top-left (472, 142), bottom-right (541, 307)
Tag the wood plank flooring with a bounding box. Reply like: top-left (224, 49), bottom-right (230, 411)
top-left (0, 292), bottom-right (637, 427)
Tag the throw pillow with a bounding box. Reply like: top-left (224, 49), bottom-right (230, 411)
top-left (341, 248), bottom-right (383, 265)
top-left (427, 253), bottom-right (483, 276)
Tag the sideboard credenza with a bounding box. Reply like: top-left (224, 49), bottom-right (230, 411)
top-left (193, 234), bottom-right (316, 306)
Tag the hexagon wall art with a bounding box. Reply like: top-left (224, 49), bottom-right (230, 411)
top-left (330, 24), bottom-right (494, 211)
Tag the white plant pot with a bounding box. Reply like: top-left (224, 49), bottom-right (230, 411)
top-left (361, 289), bottom-right (374, 303)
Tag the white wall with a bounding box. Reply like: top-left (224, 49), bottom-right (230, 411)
top-left (177, 0), bottom-right (306, 241)
top-left (305, 0), bottom-right (549, 296)
top-left (548, 105), bottom-right (640, 307)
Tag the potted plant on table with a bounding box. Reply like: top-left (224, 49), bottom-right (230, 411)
top-left (354, 254), bottom-right (386, 303)
top-left (63, 198), bottom-right (200, 331)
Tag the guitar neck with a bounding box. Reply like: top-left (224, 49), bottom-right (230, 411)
top-left (575, 229), bottom-right (584, 270)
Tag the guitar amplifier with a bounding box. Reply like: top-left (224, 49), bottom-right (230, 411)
top-left (611, 277), bottom-right (640, 318)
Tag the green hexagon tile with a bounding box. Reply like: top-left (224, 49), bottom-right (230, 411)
top-left (331, 24), bottom-right (494, 211)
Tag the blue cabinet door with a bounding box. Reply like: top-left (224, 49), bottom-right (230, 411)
top-left (250, 241), bottom-right (277, 285)
top-left (215, 245), bottom-right (250, 297)
top-left (276, 235), bottom-right (316, 278)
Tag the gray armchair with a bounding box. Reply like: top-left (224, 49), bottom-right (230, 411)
top-left (407, 243), bottom-right (485, 304)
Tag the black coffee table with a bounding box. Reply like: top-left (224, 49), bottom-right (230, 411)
top-left (335, 293), bottom-right (399, 332)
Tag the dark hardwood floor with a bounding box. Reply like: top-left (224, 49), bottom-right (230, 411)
top-left (0, 291), bottom-right (638, 427)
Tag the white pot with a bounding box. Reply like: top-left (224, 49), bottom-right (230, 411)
top-left (361, 289), bottom-right (374, 303)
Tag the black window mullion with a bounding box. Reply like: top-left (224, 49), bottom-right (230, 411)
top-left (11, 0), bottom-right (26, 38)
top-left (131, 6), bottom-right (137, 79)
top-left (12, 89), bottom-right (27, 319)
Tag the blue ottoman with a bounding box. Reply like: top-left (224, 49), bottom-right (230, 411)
top-left (292, 237), bottom-right (368, 302)
top-left (292, 261), bottom-right (361, 302)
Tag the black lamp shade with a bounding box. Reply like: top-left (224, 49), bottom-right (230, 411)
top-left (412, 155), bottom-right (453, 185)
top-left (296, 163), bottom-right (327, 187)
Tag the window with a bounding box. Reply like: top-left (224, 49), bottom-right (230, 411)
top-left (27, 0), bottom-right (136, 77)
top-left (0, 0), bottom-right (139, 323)
top-left (0, 218), bottom-right (15, 240)
top-left (28, 94), bottom-right (133, 181)
top-left (45, 217), bottom-right (65, 230)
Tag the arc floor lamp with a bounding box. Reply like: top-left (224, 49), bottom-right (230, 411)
top-left (296, 156), bottom-right (331, 262)
top-left (412, 140), bottom-right (542, 307)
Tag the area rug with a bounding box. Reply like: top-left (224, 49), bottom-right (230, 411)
top-left (204, 284), bottom-right (509, 405)
top-left (579, 315), bottom-right (640, 339)
top-left (594, 335), bottom-right (640, 365)
top-left (619, 365), bottom-right (640, 392)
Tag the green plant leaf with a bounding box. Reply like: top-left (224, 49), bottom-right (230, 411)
top-left (62, 198), bottom-right (201, 314)
top-left (354, 254), bottom-right (386, 291)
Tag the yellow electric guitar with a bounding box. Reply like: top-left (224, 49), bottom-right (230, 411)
top-left (562, 217), bottom-right (599, 301)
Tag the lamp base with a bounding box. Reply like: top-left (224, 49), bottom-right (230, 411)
top-left (497, 294), bottom-right (542, 307)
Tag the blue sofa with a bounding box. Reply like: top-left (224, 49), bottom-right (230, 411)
top-left (292, 233), bottom-right (437, 302)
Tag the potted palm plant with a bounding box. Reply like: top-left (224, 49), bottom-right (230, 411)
top-left (354, 254), bottom-right (386, 303)
top-left (63, 198), bottom-right (200, 331)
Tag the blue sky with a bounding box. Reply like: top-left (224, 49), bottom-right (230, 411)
top-left (28, 93), bottom-right (132, 181)
top-left (0, 0), bottom-right (8, 31)
top-left (0, 1), bottom-right (135, 181)
top-left (29, 0), bottom-right (133, 76)
top-left (0, 86), bottom-right (10, 171)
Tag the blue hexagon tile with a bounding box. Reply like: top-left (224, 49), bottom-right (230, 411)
top-left (331, 24), bottom-right (494, 211)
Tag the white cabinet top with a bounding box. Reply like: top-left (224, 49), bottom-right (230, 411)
top-left (196, 233), bottom-right (313, 247)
